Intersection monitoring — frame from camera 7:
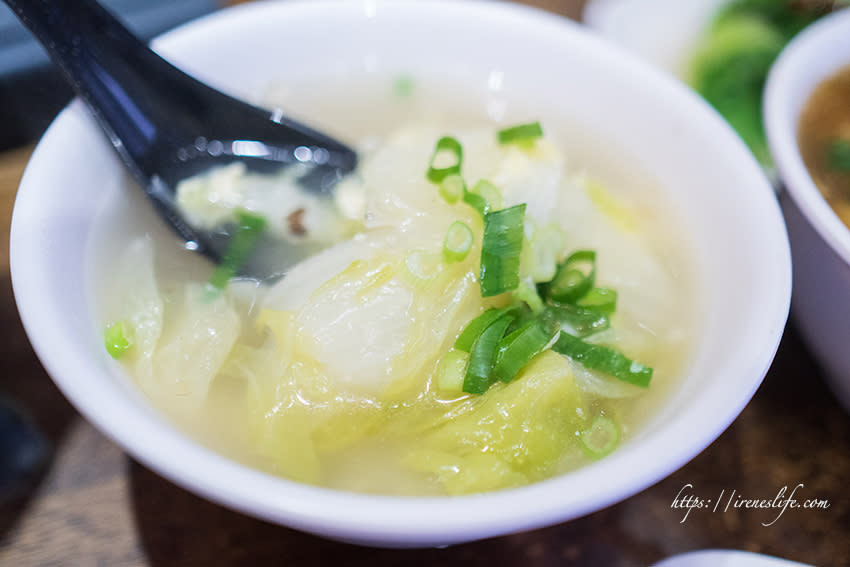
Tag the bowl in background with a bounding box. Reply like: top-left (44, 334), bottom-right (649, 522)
top-left (583, 0), bottom-right (727, 79)
top-left (764, 9), bottom-right (850, 413)
top-left (10, 0), bottom-right (790, 547)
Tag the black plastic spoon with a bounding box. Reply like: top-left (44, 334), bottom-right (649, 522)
top-left (4, 0), bottom-right (358, 279)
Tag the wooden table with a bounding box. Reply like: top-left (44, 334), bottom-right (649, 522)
top-left (1, 2), bottom-right (848, 565)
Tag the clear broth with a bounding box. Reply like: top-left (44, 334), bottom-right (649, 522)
top-left (89, 74), bottom-right (699, 495)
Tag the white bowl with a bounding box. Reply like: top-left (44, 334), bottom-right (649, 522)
top-left (764, 10), bottom-right (850, 412)
top-left (583, 0), bottom-right (727, 78)
top-left (11, 0), bottom-right (790, 547)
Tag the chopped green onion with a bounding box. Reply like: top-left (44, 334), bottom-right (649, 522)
top-left (480, 204), bottom-right (526, 297)
top-left (404, 249), bottom-right (442, 284)
top-left (443, 221), bottom-right (473, 263)
top-left (463, 313), bottom-right (514, 394)
top-left (104, 321), bottom-right (133, 359)
top-left (827, 139), bottom-right (850, 171)
top-left (540, 250), bottom-right (596, 303)
top-left (435, 349), bottom-right (469, 392)
top-left (577, 287), bottom-right (618, 314)
top-left (493, 319), bottom-right (556, 383)
top-left (393, 75), bottom-right (414, 98)
top-left (580, 415), bottom-right (620, 458)
top-left (497, 121), bottom-right (543, 145)
top-left (472, 180), bottom-right (503, 211)
top-left (513, 278), bottom-right (544, 313)
top-left (553, 332), bottom-right (653, 388)
top-left (439, 174), bottom-right (465, 204)
top-left (542, 304), bottom-right (610, 338)
top-left (503, 306), bottom-right (536, 336)
top-left (463, 189), bottom-right (490, 216)
top-left (426, 136), bottom-right (463, 184)
top-left (455, 307), bottom-right (511, 352)
top-left (209, 210), bottom-right (267, 289)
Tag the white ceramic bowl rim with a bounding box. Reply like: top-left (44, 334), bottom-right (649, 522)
top-left (10, 0), bottom-right (790, 545)
top-left (765, 9), bottom-right (850, 267)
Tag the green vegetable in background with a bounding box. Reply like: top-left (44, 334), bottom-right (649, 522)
top-left (690, 14), bottom-right (784, 165)
top-left (689, 0), bottom-right (839, 167)
top-left (714, 0), bottom-right (831, 38)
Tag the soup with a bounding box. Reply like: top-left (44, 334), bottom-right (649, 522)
top-left (798, 63), bottom-right (850, 226)
top-left (92, 76), bottom-right (698, 496)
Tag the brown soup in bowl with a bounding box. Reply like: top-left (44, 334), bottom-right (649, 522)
top-left (798, 64), bottom-right (850, 225)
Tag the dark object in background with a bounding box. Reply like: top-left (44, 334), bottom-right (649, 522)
top-left (0, 0), bottom-right (220, 151)
top-left (0, 396), bottom-right (49, 502)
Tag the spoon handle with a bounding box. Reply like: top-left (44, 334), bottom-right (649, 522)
top-left (3, 0), bottom-right (182, 180)
top-left (4, 0), bottom-right (356, 186)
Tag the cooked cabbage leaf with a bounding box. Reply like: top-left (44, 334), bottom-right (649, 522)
top-left (406, 351), bottom-right (585, 493)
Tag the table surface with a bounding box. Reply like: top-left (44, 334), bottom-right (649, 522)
top-left (1, 1), bottom-right (849, 566)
